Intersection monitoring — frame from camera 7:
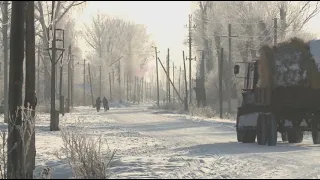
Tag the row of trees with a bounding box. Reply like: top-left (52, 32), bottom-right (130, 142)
top-left (82, 12), bottom-right (154, 101)
top-left (191, 1), bottom-right (320, 113)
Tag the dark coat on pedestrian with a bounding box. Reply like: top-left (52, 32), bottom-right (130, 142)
top-left (103, 97), bottom-right (109, 110)
top-left (96, 97), bottom-right (101, 109)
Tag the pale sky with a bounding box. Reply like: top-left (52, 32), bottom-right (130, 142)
top-left (73, 1), bottom-right (320, 80)
top-left (75, 1), bottom-right (193, 67)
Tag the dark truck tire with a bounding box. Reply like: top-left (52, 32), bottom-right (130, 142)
top-left (312, 120), bottom-right (320, 144)
top-left (287, 127), bottom-right (303, 143)
top-left (236, 110), bottom-right (242, 142)
top-left (257, 113), bottom-right (267, 145)
top-left (267, 113), bottom-right (278, 146)
top-left (281, 132), bottom-right (288, 142)
top-left (237, 131), bottom-right (243, 142)
top-left (242, 130), bottom-right (256, 143)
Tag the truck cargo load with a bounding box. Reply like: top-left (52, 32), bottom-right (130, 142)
top-left (257, 38), bottom-right (320, 88)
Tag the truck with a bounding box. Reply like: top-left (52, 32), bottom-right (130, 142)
top-left (234, 40), bottom-right (320, 146)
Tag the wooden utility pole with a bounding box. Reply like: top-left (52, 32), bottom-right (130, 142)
top-left (118, 60), bottom-right (122, 102)
top-left (112, 69), bottom-right (115, 92)
top-left (183, 51), bottom-right (188, 111)
top-left (67, 45), bottom-right (71, 113)
top-left (134, 76), bottom-right (137, 103)
top-left (25, 1), bottom-right (36, 177)
top-left (37, 44), bottom-right (40, 102)
top-left (179, 66), bottom-right (181, 98)
top-left (141, 78), bottom-right (144, 102)
top-left (3, 1), bottom-right (9, 123)
top-left (126, 73), bottom-right (129, 101)
top-left (124, 72), bottom-right (126, 100)
top-left (50, 1), bottom-right (59, 131)
top-left (172, 62), bottom-right (175, 102)
top-left (157, 57), bottom-right (183, 104)
top-left (70, 50), bottom-right (74, 108)
top-left (154, 47), bottom-right (160, 107)
top-left (88, 63), bottom-right (94, 108)
top-left (8, 1), bottom-right (25, 178)
top-left (219, 48), bottom-right (224, 119)
top-left (221, 24), bottom-right (238, 113)
top-left (83, 59), bottom-right (86, 106)
top-left (99, 65), bottom-right (101, 98)
top-left (109, 72), bottom-right (112, 101)
top-left (187, 14), bottom-right (196, 105)
top-left (274, 18), bottom-right (278, 46)
top-left (59, 53), bottom-right (64, 115)
top-left (167, 48), bottom-right (170, 103)
top-left (138, 77), bottom-right (140, 103)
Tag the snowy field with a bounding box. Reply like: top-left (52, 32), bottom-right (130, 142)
top-left (2, 104), bottom-right (320, 179)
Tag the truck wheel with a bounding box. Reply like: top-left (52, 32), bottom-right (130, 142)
top-left (242, 130), bottom-right (256, 143)
top-left (236, 110), bottom-right (242, 142)
top-left (281, 132), bottom-right (288, 142)
top-left (287, 127), bottom-right (303, 143)
top-left (257, 113), bottom-right (267, 145)
top-left (267, 113), bottom-right (278, 146)
top-left (237, 130), bottom-right (243, 142)
top-left (312, 120), bottom-right (320, 144)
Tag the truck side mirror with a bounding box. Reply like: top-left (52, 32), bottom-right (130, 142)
top-left (234, 65), bottom-right (240, 75)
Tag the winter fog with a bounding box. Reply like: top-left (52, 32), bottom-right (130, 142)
top-left (2, 1), bottom-right (320, 179)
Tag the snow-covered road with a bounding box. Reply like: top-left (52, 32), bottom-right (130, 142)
top-left (103, 105), bottom-right (320, 179)
top-left (7, 104), bottom-right (320, 178)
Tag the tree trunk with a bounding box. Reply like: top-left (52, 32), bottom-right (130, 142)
top-left (8, 1), bottom-right (25, 178)
top-left (3, 1), bottom-right (9, 123)
top-left (24, 1), bottom-right (36, 178)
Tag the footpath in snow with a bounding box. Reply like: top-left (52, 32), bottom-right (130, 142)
top-left (1, 104), bottom-right (320, 179)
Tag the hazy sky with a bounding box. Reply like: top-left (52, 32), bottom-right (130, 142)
top-left (75, 1), bottom-right (193, 69)
top-left (74, 1), bottom-right (320, 73)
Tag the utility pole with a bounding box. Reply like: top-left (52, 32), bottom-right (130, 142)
top-left (118, 60), bottom-right (121, 102)
top-left (183, 51), bottom-right (188, 111)
top-left (179, 66), bottom-right (181, 98)
top-left (126, 73), bottom-right (129, 101)
top-left (109, 72), bottom-right (112, 102)
top-left (219, 48), bottom-right (224, 119)
top-left (112, 69), bottom-right (115, 99)
top-left (134, 76), bottom-right (137, 103)
top-left (124, 72), bottom-right (126, 100)
top-left (185, 14), bottom-right (196, 105)
top-left (274, 18), bottom-right (278, 46)
top-left (83, 59), bottom-right (86, 106)
top-left (157, 57), bottom-right (184, 104)
top-left (67, 45), bottom-right (71, 113)
top-left (167, 48), bottom-right (170, 103)
top-left (154, 47), bottom-right (160, 107)
top-left (99, 65), bottom-right (101, 98)
top-left (88, 63), bottom-right (94, 108)
top-left (49, 1), bottom-right (58, 131)
top-left (221, 23), bottom-right (238, 113)
top-left (59, 29), bottom-right (65, 115)
top-left (71, 52), bottom-right (74, 108)
top-left (172, 62), bottom-right (175, 103)
top-left (2, 1), bottom-right (8, 123)
top-left (141, 77), bottom-right (144, 103)
top-left (37, 43), bottom-right (40, 102)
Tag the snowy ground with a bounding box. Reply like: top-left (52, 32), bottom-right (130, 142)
top-left (2, 104), bottom-right (320, 179)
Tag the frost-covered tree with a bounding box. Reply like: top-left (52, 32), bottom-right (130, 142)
top-left (192, 1), bottom-right (320, 112)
